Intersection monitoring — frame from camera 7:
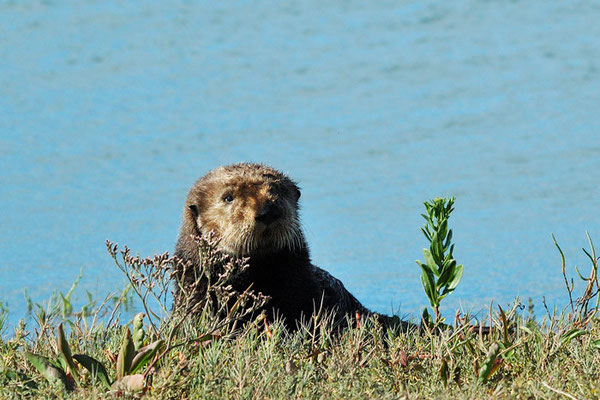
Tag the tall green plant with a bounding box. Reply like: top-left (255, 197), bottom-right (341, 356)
top-left (416, 197), bottom-right (463, 324)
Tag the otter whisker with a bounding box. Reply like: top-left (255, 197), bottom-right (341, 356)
top-left (242, 227), bottom-right (253, 256)
top-left (247, 230), bottom-right (255, 255)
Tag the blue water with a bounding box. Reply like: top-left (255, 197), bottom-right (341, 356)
top-left (2, 1), bottom-right (599, 326)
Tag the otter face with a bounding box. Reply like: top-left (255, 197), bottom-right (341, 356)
top-left (185, 164), bottom-right (304, 256)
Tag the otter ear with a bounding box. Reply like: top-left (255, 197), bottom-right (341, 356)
top-left (294, 186), bottom-right (301, 201)
top-left (188, 204), bottom-right (199, 217)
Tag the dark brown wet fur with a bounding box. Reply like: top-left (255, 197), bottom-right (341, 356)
top-left (174, 163), bottom-right (406, 330)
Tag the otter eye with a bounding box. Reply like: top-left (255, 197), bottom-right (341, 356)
top-left (223, 194), bottom-right (234, 204)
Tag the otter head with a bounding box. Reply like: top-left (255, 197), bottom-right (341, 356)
top-left (183, 163), bottom-right (304, 256)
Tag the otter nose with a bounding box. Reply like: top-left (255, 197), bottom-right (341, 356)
top-left (255, 202), bottom-right (281, 225)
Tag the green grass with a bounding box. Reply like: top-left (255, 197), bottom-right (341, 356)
top-left (1, 230), bottom-right (599, 399)
top-left (2, 298), bottom-right (600, 399)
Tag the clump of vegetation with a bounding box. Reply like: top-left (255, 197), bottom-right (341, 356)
top-left (554, 231), bottom-right (600, 325)
top-left (0, 199), bottom-right (599, 399)
top-left (417, 197), bottom-right (463, 325)
top-left (25, 317), bottom-right (164, 392)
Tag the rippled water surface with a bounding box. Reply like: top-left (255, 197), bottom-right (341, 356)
top-left (1, 1), bottom-right (599, 325)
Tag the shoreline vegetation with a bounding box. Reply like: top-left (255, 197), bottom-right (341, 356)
top-left (1, 199), bottom-right (600, 399)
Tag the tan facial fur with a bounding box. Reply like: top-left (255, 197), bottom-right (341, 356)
top-left (185, 164), bottom-right (304, 256)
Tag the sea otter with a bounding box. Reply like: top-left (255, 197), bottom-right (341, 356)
top-left (174, 163), bottom-right (403, 330)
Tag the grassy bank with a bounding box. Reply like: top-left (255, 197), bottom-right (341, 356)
top-left (0, 237), bottom-right (599, 399)
top-left (1, 297), bottom-right (600, 399)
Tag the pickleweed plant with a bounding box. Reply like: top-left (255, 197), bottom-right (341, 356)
top-left (417, 197), bottom-right (463, 325)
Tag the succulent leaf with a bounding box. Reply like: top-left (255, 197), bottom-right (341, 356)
top-left (111, 374), bottom-right (145, 392)
top-left (25, 352), bottom-right (68, 388)
top-left (478, 343), bottom-right (501, 383)
top-left (116, 328), bottom-right (135, 379)
top-left (130, 339), bottom-right (165, 374)
top-left (73, 354), bottom-right (111, 388)
top-left (57, 323), bottom-right (78, 381)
